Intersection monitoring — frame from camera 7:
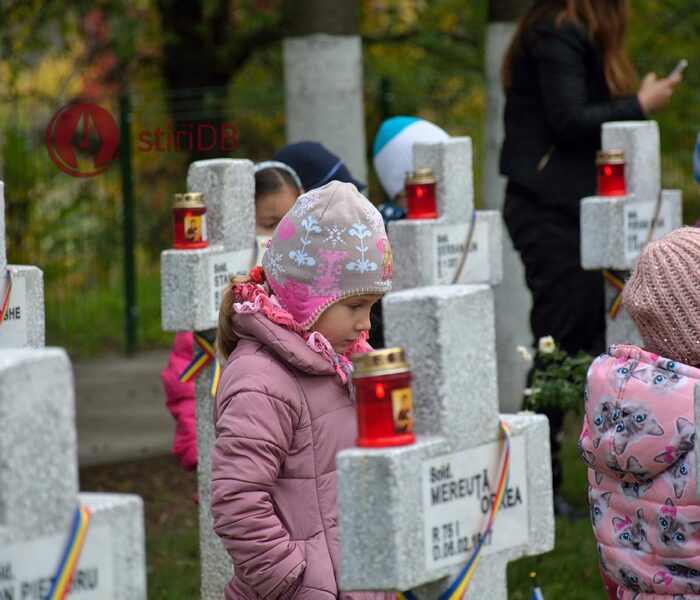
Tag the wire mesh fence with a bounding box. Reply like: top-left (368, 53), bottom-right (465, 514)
top-left (2, 53), bottom-right (698, 358)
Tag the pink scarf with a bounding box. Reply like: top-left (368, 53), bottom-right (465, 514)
top-left (232, 281), bottom-right (371, 385)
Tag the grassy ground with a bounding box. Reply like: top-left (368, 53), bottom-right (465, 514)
top-left (79, 414), bottom-right (603, 599)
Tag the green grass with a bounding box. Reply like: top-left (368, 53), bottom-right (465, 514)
top-left (507, 415), bottom-right (601, 598)
top-left (46, 272), bottom-right (172, 359)
top-left (81, 414), bottom-right (604, 599)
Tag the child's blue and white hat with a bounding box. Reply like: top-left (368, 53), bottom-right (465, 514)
top-left (694, 131), bottom-right (700, 184)
top-left (372, 116), bottom-right (449, 201)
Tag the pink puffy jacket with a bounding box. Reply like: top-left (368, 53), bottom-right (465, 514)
top-left (211, 310), bottom-right (394, 600)
top-left (160, 331), bottom-right (197, 470)
top-left (579, 344), bottom-right (700, 599)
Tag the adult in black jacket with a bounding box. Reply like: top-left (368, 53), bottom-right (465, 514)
top-left (499, 0), bottom-right (680, 517)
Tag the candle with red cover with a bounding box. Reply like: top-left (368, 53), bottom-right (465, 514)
top-left (352, 347), bottom-right (416, 448)
top-left (172, 192), bottom-right (208, 249)
top-left (596, 149), bottom-right (626, 196)
top-left (405, 168), bottom-right (437, 219)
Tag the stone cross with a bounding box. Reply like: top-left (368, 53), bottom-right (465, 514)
top-left (0, 182), bottom-right (45, 348)
top-left (580, 121), bottom-right (683, 348)
top-left (0, 183), bottom-right (146, 599)
top-left (160, 159), bottom-right (256, 600)
top-left (388, 137), bottom-right (503, 291)
top-left (337, 284), bottom-right (555, 597)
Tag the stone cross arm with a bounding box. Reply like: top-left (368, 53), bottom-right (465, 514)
top-left (337, 285), bottom-right (554, 598)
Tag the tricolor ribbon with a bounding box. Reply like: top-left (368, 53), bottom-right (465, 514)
top-left (399, 421), bottom-right (512, 600)
top-left (179, 332), bottom-right (221, 396)
top-left (451, 210), bottom-right (478, 285)
top-left (0, 269), bottom-right (13, 326)
top-left (602, 270), bottom-right (625, 320)
top-left (45, 503), bottom-right (92, 600)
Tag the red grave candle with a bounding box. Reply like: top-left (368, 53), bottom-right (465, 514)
top-left (352, 347), bottom-right (416, 448)
top-left (596, 149), bottom-right (627, 196)
top-left (172, 192), bottom-right (208, 249)
top-left (405, 168), bottom-right (438, 219)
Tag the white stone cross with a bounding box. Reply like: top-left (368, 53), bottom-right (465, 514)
top-left (580, 121), bottom-right (683, 347)
top-left (388, 137), bottom-right (503, 291)
top-left (0, 181), bottom-right (146, 598)
top-left (160, 159), bottom-right (257, 600)
top-left (0, 182), bottom-right (45, 348)
top-left (337, 284), bottom-right (555, 597)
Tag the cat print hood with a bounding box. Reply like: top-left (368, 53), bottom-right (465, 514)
top-left (580, 345), bottom-right (700, 599)
top-left (580, 344), bottom-right (699, 485)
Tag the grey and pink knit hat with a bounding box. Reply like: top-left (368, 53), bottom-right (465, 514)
top-left (262, 180), bottom-right (393, 328)
top-left (622, 227), bottom-right (700, 366)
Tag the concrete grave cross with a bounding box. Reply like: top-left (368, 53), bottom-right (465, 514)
top-left (160, 159), bottom-right (257, 600)
top-left (0, 348), bottom-right (147, 600)
top-left (580, 121), bottom-right (683, 347)
top-left (0, 182), bottom-right (45, 348)
top-left (388, 137), bottom-right (503, 290)
top-left (0, 182), bottom-right (146, 598)
top-left (337, 284), bottom-right (555, 598)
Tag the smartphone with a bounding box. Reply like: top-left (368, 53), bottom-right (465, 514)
top-left (669, 59), bottom-right (688, 77)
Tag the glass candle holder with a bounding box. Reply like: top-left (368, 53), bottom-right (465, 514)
top-left (172, 192), bottom-right (208, 249)
top-left (352, 347), bottom-right (416, 448)
top-left (405, 168), bottom-right (437, 219)
top-left (596, 149), bottom-right (626, 196)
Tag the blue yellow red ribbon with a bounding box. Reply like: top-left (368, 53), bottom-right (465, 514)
top-left (451, 210), bottom-right (478, 285)
top-left (45, 502), bottom-right (92, 600)
top-left (399, 420), bottom-right (512, 600)
top-left (0, 269), bottom-right (13, 325)
top-left (179, 332), bottom-right (220, 396)
top-left (602, 270), bottom-right (625, 320)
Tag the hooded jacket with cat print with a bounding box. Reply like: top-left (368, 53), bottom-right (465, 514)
top-left (579, 344), bottom-right (700, 599)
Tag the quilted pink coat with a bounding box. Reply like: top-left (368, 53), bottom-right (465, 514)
top-left (211, 309), bottom-right (394, 600)
top-left (579, 344), bottom-right (700, 599)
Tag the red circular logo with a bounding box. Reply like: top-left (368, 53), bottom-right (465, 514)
top-left (46, 103), bottom-right (119, 177)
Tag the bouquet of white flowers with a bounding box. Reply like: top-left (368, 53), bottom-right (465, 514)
top-left (516, 336), bottom-right (593, 413)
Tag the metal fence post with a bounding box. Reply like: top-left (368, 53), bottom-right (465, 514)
top-left (119, 94), bottom-right (138, 355)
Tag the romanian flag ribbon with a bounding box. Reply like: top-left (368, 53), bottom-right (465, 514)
top-left (45, 502), bottom-right (92, 600)
top-left (178, 332), bottom-right (221, 396)
top-left (451, 210), bottom-right (478, 285)
top-left (0, 269), bottom-right (13, 326)
top-left (602, 270), bottom-right (625, 320)
top-left (399, 421), bottom-right (512, 600)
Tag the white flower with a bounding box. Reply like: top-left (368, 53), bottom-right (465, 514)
top-left (523, 387), bottom-right (542, 397)
top-left (516, 345), bottom-right (533, 364)
top-left (538, 335), bottom-right (556, 354)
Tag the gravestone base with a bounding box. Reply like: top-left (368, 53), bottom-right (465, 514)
top-left (388, 211), bottom-right (503, 290)
top-left (79, 493), bottom-right (147, 600)
top-left (581, 190), bottom-right (682, 271)
top-left (195, 356), bottom-right (232, 600)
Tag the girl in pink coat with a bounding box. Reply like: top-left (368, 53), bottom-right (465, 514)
top-left (579, 227), bottom-right (700, 599)
top-left (212, 181), bottom-right (395, 599)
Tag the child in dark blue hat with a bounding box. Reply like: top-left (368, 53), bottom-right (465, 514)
top-left (271, 141), bottom-right (365, 192)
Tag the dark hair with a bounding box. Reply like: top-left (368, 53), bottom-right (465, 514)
top-left (254, 167), bottom-right (301, 201)
top-left (502, 0), bottom-right (637, 98)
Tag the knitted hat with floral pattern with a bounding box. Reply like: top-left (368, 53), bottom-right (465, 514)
top-left (622, 227), bottom-right (700, 366)
top-left (261, 180), bottom-right (393, 328)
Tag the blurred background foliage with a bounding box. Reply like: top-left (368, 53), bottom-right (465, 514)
top-left (1, 0), bottom-right (698, 357)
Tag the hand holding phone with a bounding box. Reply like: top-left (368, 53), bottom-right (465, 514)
top-left (669, 59), bottom-right (688, 78)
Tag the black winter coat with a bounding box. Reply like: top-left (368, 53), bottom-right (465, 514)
top-left (499, 17), bottom-right (645, 219)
